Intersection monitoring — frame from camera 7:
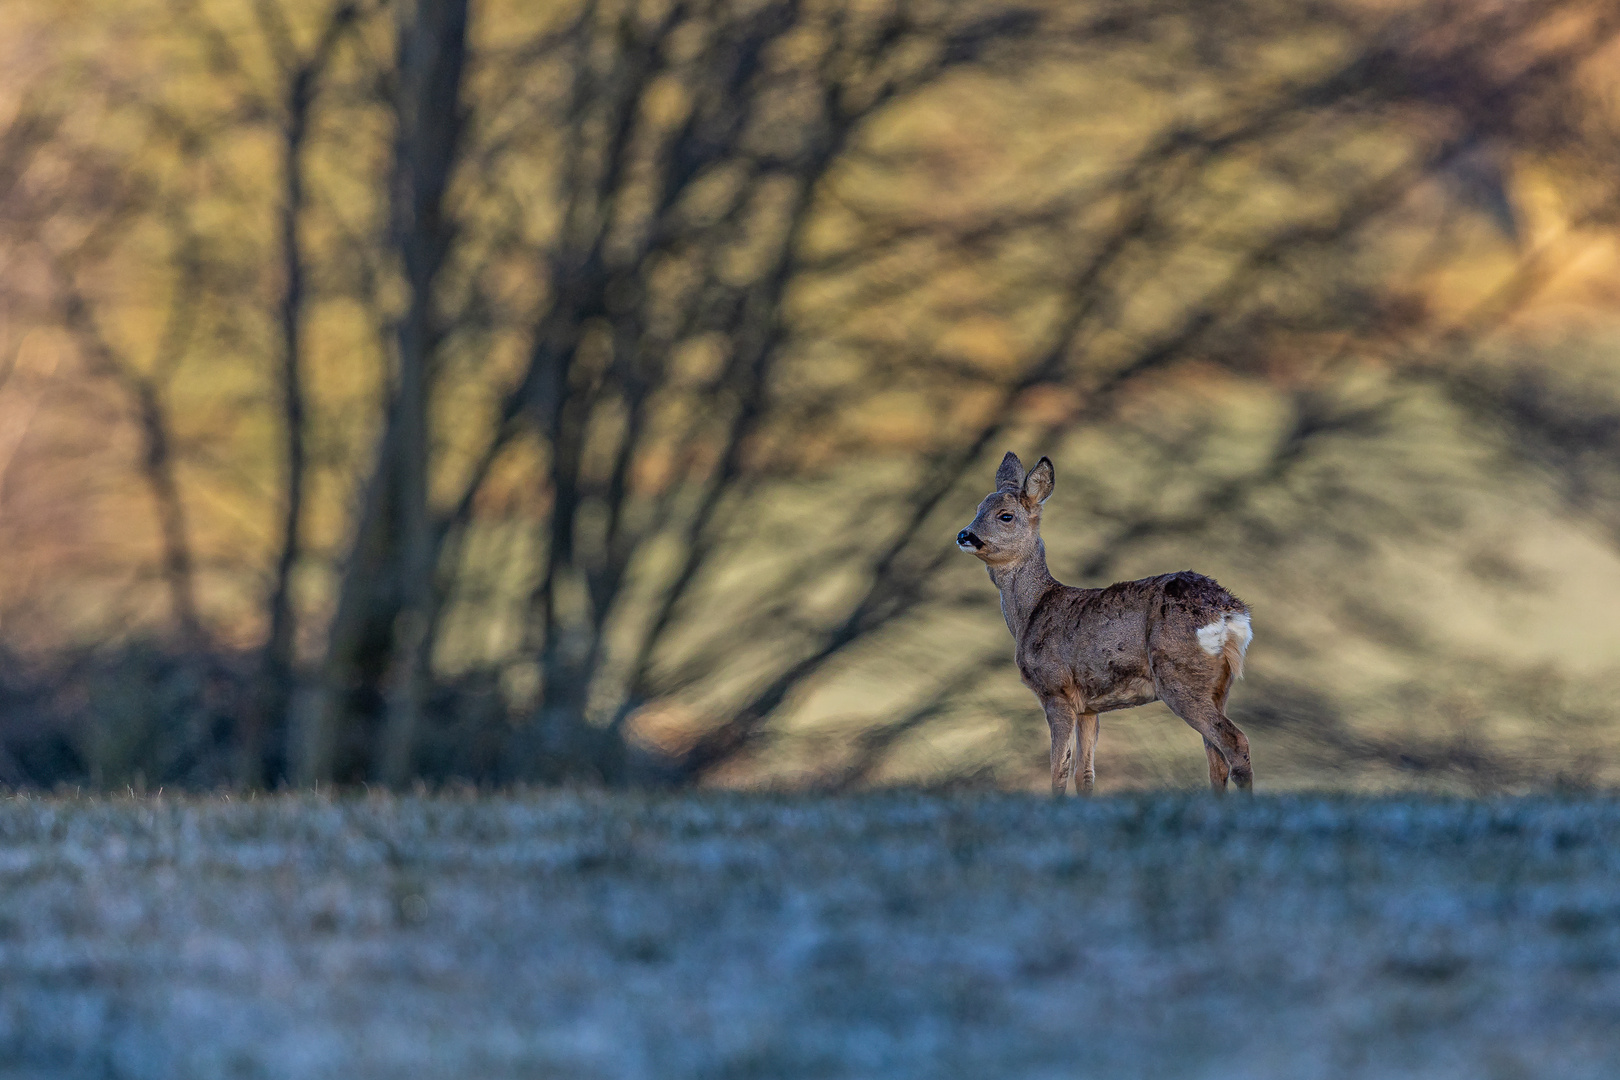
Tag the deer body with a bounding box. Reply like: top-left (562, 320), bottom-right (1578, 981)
top-left (958, 452), bottom-right (1254, 795)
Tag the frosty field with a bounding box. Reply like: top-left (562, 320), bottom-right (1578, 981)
top-left (1, 790), bottom-right (1618, 1080)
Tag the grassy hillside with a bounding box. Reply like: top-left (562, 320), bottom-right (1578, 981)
top-left (4, 0), bottom-right (1620, 792)
top-left (2, 791), bottom-right (1618, 1078)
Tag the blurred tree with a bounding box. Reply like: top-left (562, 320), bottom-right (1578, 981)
top-left (240, 0), bottom-right (368, 788)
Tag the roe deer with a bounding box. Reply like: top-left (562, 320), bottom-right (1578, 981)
top-left (956, 452), bottom-right (1254, 795)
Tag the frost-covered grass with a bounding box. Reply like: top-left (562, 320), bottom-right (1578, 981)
top-left (2, 790), bottom-right (1619, 1079)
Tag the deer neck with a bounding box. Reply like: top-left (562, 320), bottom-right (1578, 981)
top-left (987, 539), bottom-right (1057, 639)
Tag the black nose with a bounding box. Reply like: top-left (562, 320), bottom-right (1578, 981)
top-left (957, 529), bottom-right (982, 549)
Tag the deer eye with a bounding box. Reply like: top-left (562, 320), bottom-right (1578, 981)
top-left (998, 512), bottom-right (1015, 522)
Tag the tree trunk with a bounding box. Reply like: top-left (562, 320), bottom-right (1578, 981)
top-left (241, 63), bottom-right (314, 790)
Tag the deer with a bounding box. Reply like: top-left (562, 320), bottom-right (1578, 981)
top-left (956, 452), bottom-right (1254, 796)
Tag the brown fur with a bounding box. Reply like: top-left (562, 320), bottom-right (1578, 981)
top-left (957, 452), bottom-right (1254, 795)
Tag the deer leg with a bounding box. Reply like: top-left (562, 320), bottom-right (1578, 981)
top-left (1184, 710), bottom-right (1251, 794)
top-left (1207, 654), bottom-right (1250, 791)
top-left (1223, 717), bottom-right (1253, 791)
top-left (1203, 738), bottom-right (1230, 793)
top-left (1076, 712), bottom-right (1099, 794)
top-left (1154, 660), bottom-right (1254, 794)
top-left (1042, 698), bottom-right (1077, 797)
top-left (1220, 718), bottom-right (1252, 792)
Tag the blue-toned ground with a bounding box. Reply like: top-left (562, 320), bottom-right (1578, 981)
top-left (1, 791), bottom-right (1617, 1079)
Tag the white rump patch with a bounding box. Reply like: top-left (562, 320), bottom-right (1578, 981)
top-left (1197, 612), bottom-right (1253, 662)
top-left (1227, 612), bottom-right (1253, 652)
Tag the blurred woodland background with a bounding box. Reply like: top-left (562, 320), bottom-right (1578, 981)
top-left (1, 0), bottom-right (1619, 792)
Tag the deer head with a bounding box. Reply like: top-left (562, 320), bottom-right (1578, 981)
top-left (956, 451), bottom-right (1055, 566)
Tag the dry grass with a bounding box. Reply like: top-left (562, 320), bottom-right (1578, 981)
top-left (2, 790), bottom-right (1619, 1079)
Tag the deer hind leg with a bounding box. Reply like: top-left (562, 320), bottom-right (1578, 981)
top-left (1042, 697), bottom-right (1077, 797)
top-left (1076, 712), bottom-right (1099, 794)
top-left (1203, 738), bottom-right (1230, 793)
top-left (1153, 655), bottom-right (1253, 793)
top-left (1203, 665), bottom-right (1237, 791)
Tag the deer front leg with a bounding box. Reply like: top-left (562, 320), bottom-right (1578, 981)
top-left (1077, 712), bottom-right (1099, 794)
top-left (1042, 698), bottom-right (1077, 797)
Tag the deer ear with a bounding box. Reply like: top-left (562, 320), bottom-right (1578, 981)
top-left (995, 451), bottom-right (1024, 491)
top-left (1022, 456), bottom-right (1054, 506)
